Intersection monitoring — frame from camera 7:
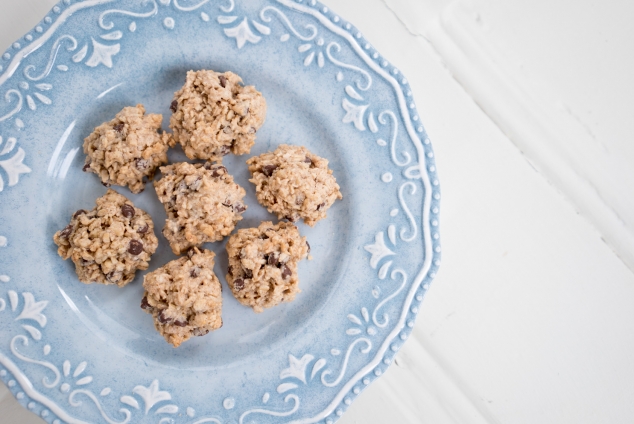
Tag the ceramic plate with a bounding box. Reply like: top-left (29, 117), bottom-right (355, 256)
top-left (0, 0), bottom-right (440, 423)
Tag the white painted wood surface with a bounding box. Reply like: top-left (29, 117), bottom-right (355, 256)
top-left (2, 0), bottom-right (634, 423)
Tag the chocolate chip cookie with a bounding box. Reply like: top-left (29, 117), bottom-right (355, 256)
top-left (53, 189), bottom-right (158, 287)
top-left (141, 247), bottom-right (223, 347)
top-left (226, 221), bottom-right (310, 313)
top-left (154, 162), bottom-right (247, 255)
top-left (247, 144), bottom-right (342, 226)
top-left (169, 70), bottom-right (266, 161)
top-left (83, 104), bottom-right (170, 194)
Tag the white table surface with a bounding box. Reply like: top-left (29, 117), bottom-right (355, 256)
top-left (2, 1), bottom-right (634, 423)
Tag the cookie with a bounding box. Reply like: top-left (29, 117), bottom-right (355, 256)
top-left (53, 189), bottom-right (158, 287)
top-left (169, 70), bottom-right (266, 161)
top-left (247, 144), bottom-right (343, 226)
top-left (154, 162), bottom-right (247, 255)
top-left (141, 247), bottom-right (223, 347)
top-left (83, 104), bottom-right (170, 194)
top-left (226, 221), bottom-right (309, 313)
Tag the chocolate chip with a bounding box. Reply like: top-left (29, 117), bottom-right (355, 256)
top-left (285, 215), bottom-right (298, 223)
top-left (193, 328), bottom-right (210, 337)
top-left (233, 278), bottom-right (245, 291)
top-left (106, 271), bottom-right (121, 283)
top-left (219, 145), bottom-right (231, 156)
top-left (233, 203), bottom-right (246, 213)
top-left (137, 224), bottom-right (149, 234)
top-left (101, 181), bottom-right (111, 187)
top-left (173, 319), bottom-right (188, 327)
top-left (136, 158), bottom-right (149, 171)
top-left (128, 240), bottom-right (143, 255)
top-left (316, 202), bottom-right (325, 211)
top-left (223, 126), bottom-right (232, 134)
top-left (170, 100), bottom-right (178, 113)
top-left (59, 225), bottom-right (73, 238)
top-left (211, 165), bottom-right (227, 177)
top-left (113, 123), bottom-right (124, 133)
top-left (244, 268), bottom-right (253, 279)
top-left (73, 209), bottom-right (87, 219)
top-left (262, 165), bottom-right (278, 177)
top-left (267, 253), bottom-right (278, 266)
top-left (121, 204), bottom-right (135, 218)
top-left (82, 163), bottom-right (91, 172)
top-left (219, 75), bottom-right (227, 88)
top-left (248, 127), bottom-right (256, 134)
top-left (190, 267), bottom-right (200, 278)
top-left (140, 296), bottom-right (151, 310)
top-left (158, 310), bottom-right (171, 324)
top-left (281, 265), bottom-right (292, 279)
top-left (188, 248), bottom-right (196, 258)
top-left (306, 241), bottom-right (310, 253)
top-left (304, 156), bottom-right (312, 164)
top-left (222, 200), bottom-right (232, 207)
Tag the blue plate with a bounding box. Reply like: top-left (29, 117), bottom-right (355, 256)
top-left (0, 1), bottom-right (440, 422)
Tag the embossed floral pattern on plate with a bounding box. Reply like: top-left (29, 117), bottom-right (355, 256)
top-left (0, 0), bottom-right (440, 423)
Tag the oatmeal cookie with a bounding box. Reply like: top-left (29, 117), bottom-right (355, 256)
top-left (169, 70), bottom-right (266, 161)
top-left (83, 104), bottom-right (170, 194)
top-left (154, 162), bottom-right (247, 255)
top-left (247, 144), bottom-right (342, 226)
top-left (226, 221), bottom-right (309, 313)
top-left (53, 189), bottom-right (158, 287)
top-left (142, 247), bottom-right (223, 347)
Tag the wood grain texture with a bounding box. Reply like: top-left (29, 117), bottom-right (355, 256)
top-left (425, 0), bottom-right (634, 271)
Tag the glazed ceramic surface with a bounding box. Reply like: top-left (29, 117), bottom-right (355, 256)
top-left (0, 0), bottom-right (440, 422)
